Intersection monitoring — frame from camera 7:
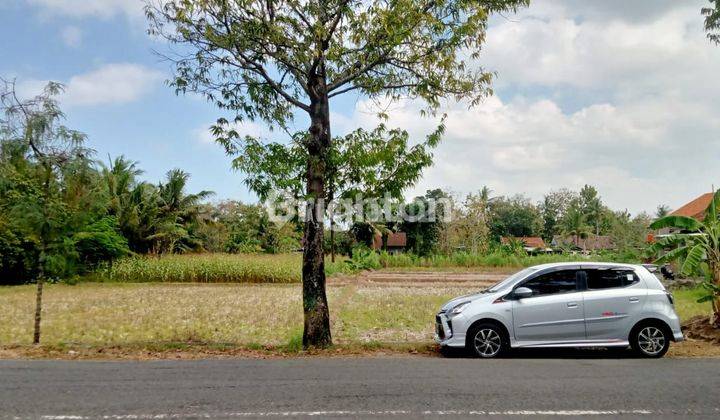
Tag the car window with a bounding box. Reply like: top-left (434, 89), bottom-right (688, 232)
top-left (486, 267), bottom-right (539, 293)
top-left (586, 269), bottom-right (639, 290)
top-left (520, 270), bottom-right (578, 297)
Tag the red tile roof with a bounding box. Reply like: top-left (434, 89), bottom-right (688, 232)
top-left (372, 232), bottom-right (407, 249)
top-left (671, 193), bottom-right (714, 220)
top-left (386, 232), bottom-right (407, 248)
top-left (501, 236), bottom-right (546, 249)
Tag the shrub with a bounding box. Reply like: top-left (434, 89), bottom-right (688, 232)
top-left (347, 247), bottom-right (381, 271)
top-left (73, 217), bottom-right (130, 265)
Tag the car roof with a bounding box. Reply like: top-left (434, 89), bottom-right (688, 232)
top-left (528, 261), bottom-right (642, 271)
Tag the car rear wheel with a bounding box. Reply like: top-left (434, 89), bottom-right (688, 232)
top-left (630, 324), bottom-right (670, 358)
top-left (467, 323), bottom-right (506, 358)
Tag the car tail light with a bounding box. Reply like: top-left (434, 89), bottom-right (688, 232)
top-left (665, 292), bottom-right (674, 305)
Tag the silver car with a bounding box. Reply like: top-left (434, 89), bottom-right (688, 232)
top-left (435, 262), bottom-right (683, 358)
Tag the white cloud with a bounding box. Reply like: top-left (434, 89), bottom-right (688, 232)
top-left (482, 5), bottom-right (719, 94)
top-left (19, 64), bottom-right (163, 107)
top-left (62, 63), bottom-right (163, 106)
top-left (321, 0), bottom-right (720, 214)
top-left (60, 25), bottom-right (81, 47)
top-left (27, 0), bottom-right (144, 19)
top-left (338, 88), bottom-right (719, 214)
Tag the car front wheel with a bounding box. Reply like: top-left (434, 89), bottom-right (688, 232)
top-left (630, 324), bottom-right (670, 358)
top-left (467, 323), bottom-right (506, 358)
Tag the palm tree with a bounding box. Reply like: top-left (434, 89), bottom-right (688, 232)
top-left (650, 189), bottom-right (720, 327)
top-left (153, 169), bottom-right (213, 253)
top-left (561, 206), bottom-right (591, 248)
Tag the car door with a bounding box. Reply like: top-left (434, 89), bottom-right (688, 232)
top-left (581, 268), bottom-right (646, 341)
top-left (511, 268), bottom-right (586, 343)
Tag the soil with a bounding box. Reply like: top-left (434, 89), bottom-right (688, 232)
top-left (682, 315), bottom-right (720, 344)
top-left (329, 270), bottom-right (504, 288)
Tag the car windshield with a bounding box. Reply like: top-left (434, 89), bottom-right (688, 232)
top-left (485, 267), bottom-right (539, 293)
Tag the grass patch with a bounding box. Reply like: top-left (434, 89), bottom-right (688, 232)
top-left (0, 282), bottom-right (712, 350)
top-left (0, 282), bottom-right (471, 347)
top-left (673, 287), bottom-right (711, 321)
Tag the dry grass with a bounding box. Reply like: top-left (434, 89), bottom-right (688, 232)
top-left (0, 282), bottom-right (475, 347)
top-left (0, 281), bottom-right (715, 359)
top-left (0, 283), bottom-right (310, 345)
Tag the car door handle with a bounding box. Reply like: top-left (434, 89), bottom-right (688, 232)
top-left (567, 302), bottom-right (579, 308)
top-left (629, 297), bottom-right (640, 303)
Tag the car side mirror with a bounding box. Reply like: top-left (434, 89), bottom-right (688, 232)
top-left (514, 287), bottom-right (533, 299)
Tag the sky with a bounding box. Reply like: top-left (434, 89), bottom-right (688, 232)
top-left (1, 0), bottom-right (719, 215)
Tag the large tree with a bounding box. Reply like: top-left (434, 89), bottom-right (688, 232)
top-left (538, 188), bottom-right (577, 241)
top-left (146, 0), bottom-right (528, 347)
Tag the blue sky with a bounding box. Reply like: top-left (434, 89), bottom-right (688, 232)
top-left (2, 0), bottom-right (719, 214)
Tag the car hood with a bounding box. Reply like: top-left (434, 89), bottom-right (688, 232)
top-left (440, 290), bottom-right (500, 312)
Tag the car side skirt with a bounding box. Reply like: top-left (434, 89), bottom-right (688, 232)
top-left (512, 339), bottom-right (629, 348)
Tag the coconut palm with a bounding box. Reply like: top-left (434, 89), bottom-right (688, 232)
top-left (561, 206), bottom-right (591, 248)
top-left (650, 189), bottom-right (720, 327)
top-left (152, 169), bottom-right (214, 253)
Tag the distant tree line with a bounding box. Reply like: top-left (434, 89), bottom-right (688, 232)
top-left (362, 185), bottom-right (658, 259)
top-left (1, 82), bottom-right (661, 287)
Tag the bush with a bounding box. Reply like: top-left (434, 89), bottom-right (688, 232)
top-left (73, 217), bottom-right (130, 265)
top-left (346, 247), bottom-right (381, 271)
top-left (0, 221), bottom-right (38, 285)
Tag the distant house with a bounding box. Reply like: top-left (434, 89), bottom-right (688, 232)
top-left (552, 235), bottom-right (615, 253)
top-left (501, 236), bottom-right (551, 254)
top-left (655, 192), bottom-right (714, 237)
top-left (670, 192), bottom-right (714, 220)
top-left (372, 232), bottom-right (407, 254)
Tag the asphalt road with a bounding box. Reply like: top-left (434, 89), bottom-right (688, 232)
top-left (1, 356), bottom-right (719, 419)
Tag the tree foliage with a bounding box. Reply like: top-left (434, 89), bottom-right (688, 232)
top-left (703, 0), bottom-right (720, 45)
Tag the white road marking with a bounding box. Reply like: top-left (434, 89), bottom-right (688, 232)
top-left (29, 408), bottom-right (720, 419)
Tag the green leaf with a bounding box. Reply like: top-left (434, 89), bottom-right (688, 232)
top-left (650, 215), bottom-right (702, 231)
top-left (697, 295), bottom-right (714, 303)
top-left (680, 244), bottom-right (706, 276)
top-left (703, 189), bottom-right (720, 225)
top-left (654, 245), bottom-right (689, 265)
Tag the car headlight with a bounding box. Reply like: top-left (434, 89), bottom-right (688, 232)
top-left (448, 301), bottom-right (471, 317)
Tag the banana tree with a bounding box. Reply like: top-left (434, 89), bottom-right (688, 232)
top-left (649, 190), bottom-right (720, 327)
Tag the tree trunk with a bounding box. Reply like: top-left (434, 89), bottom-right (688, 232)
top-left (302, 84), bottom-right (332, 349)
top-left (33, 165), bottom-right (51, 345)
top-left (330, 217), bottom-right (335, 263)
top-left (33, 276), bottom-right (44, 344)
